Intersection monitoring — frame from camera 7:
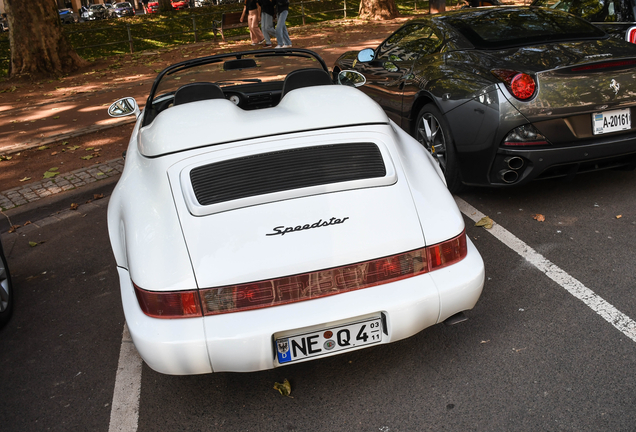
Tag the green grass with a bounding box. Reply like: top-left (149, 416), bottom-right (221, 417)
top-left (0, 0), bottom-right (462, 77)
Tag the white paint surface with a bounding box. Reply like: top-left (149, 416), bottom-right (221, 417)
top-left (109, 324), bottom-right (142, 432)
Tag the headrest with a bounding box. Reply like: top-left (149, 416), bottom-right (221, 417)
top-left (174, 82), bottom-right (225, 105)
top-left (281, 68), bottom-right (333, 98)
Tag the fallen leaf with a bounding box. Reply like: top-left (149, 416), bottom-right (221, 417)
top-left (19, 177), bottom-right (31, 182)
top-left (0, 155), bottom-right (12, 161)
top-left (29, 241), bottom-right (38, 247)
top-left (8, 225), bottom-right (20, 233)
top-left (67, 145), bottom-right (80, 151)
top-left (273, 379), bottom-right (292, 397)
top-left (70, 203), bottom-right (79, 210)
top-left (24, 221), bottom-right (32, 226)
top-left (52, 116), bottom-right (60, 119)
top-left (51, 151), bottom-right (58, 156)
top-left (43, 167), bottom-right (59, 179)
top-left (80, 155), bottom-right (93, 160)
top-left (94, 193), bottom-right (104, 200)
top-left (616, 215), bottom-right (622, 219)
top-left (38, 145), bottom-right (49, 151)
top-left (475, 216), bottom-right (493, 229)
top-left (86, 147), bottom-right (94, 151)
top-left (533, 214), bottom-right (546, 222)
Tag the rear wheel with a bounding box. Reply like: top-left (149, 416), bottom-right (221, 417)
top-left (0, 241), bottom-right (13, 328)
top-left (415, 104), bottom-right (463, 193)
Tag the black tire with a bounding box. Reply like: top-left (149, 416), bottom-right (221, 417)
top-left (414, 103), bottom-right (463, 193)
top-left (0, 240), bottom-right (13, 328)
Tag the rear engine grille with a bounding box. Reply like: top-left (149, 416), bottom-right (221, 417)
top-left (190, 143), bottom-right (386, 206)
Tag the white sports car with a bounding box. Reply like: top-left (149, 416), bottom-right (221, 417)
top-left (107, 48), bottom-right (485, 375)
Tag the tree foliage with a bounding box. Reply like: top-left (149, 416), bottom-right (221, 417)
top-left (358, 0), bottom-right (399, 20)
top-left (5, 0), bottom-right (85, 79)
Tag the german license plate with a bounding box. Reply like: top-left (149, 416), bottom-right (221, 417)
top-left (593, 108), bottom-right (631, 135)
top-left (275, 317), bottom-right (383, 364)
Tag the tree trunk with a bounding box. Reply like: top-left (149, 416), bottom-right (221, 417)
top-left (429, 0), bottom-right (446, 14)
top-left (358, 0), bottom-right (398, 20)
top-left (159, 0), bottom-right (173, 12)
top-left (5, 0), bottom-right (85, 79)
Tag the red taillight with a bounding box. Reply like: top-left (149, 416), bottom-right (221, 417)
top-left (133, 284), bottom-right (202, 319)
top-left (199, 231), bottom-right (468, 315)
top-left (491, 69), bottom-right (536, 100)
top-left (628, 27), bottom-right (636, 44)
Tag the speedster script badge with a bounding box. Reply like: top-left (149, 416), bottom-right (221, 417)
top-left (267, 217), bottom-right (349, 236)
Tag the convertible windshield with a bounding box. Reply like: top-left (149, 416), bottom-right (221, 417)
top-left (151, 51), bottom-right (325, 102)
top-left (441, 7), bottom-right (607, 49)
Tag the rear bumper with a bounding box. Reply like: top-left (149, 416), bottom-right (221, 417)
top-left (118, 239), bottom-right (484, 375)
top-left (489, 134), bottom-right (636, 186)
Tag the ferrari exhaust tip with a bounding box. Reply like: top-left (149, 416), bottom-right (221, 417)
top-left (505, 156), bottom-right (524, 170)
top-left (499, 169), bottom-right (519, 184)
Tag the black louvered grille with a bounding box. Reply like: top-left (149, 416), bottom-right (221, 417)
top-left (190, 143), bottom-right (386, 206)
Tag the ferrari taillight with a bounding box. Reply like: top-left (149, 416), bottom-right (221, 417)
top-left (491, 69), bottom-right (536, 100)
top-left (626, 27), bottom-right (636, 44)
top-left (199, 231), bottom-right (468, 316)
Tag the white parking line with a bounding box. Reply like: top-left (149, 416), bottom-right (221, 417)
top-left (455, 196), bottom-right (636, 343)
top-left (109, 324), bottom-right (142, 432)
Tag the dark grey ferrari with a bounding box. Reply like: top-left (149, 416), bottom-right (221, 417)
top-left (333, 7), bottom-right (636, 191)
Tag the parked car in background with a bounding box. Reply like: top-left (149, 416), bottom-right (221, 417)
top-left (0, 237), bottom-right (13, 328)
top-left (58, 8), bottom-right (78, 24)
top-left (532, 0), bottom-right (636, 43)
top-left (110, 2), bottom-right (136, 17)
top-left (333, 7), bottom-right (636, 191)
top-left (105, 48), bottom-right (485, 375)
top-left (171, 0), bottom-right (190, 10)
top-left (81, 4), bottom-right (110, 20)
top-left (144, 1), bottom-right (159, 13)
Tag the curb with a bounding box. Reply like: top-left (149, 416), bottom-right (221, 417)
top-left (0, 156), bottom-right (124, 215)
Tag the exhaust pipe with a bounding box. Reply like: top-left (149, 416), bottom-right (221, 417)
top-left (499, 169), bottom-right (519, 184)
top-left (505, 156), bottom-right (524, 170)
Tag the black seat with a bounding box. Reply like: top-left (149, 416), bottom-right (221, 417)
top-left (281, 68), bottom-right (333, 98)
top-left (174, 82), bottom-right (225, 106)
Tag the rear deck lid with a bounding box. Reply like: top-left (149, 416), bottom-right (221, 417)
top-left (167, 128), bottom-right (426, 288)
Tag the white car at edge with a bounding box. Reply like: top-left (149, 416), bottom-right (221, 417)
top-left (107, 48), bottom-right (485, 375)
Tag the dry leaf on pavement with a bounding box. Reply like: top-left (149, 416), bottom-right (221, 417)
top-left (70, 203), bottom-right (79, 210)
top-left (273, 379), bottom-right (292, 397)
top-left (533, 214), bottom-right (546, 222)
top-left (475, 216), bottom-right (493, 229)
top-left (616, 215), bottom-right (622, 219)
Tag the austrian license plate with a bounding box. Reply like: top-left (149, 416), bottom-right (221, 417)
top-left (275, 317), bottom-right (383, 365)
top-left (592, 108), bottom-right (631, 135)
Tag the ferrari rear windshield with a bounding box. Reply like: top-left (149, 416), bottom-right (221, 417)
top-left (441, 7), bottom-right (607, 49)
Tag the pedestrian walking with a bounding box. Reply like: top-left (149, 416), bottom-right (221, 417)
top-left (275, 0), bottom-right (291, 48)
top-left (259, 0), bottom-right (276, 47)
top-left (241, 0), bottom-right (265, 46)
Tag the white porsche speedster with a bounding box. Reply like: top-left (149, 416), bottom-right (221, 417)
top-left (107, 48), bottom-right (485, 375)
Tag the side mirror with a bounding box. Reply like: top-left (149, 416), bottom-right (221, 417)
top-left (108, 97), bottom-right (140, 119)
top-left (357, 48), bottom-right (375, 63)
top-left (337, 70), bottom-right (366, 87)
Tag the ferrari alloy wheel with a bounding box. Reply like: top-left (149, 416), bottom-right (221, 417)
top-left (415, 104), bottom-right (463, 192)
top-left (0, 242), bottom-right (13, 327)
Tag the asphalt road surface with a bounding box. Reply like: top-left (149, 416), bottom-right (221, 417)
top-left (1, 168), bottom-right (635, 431)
